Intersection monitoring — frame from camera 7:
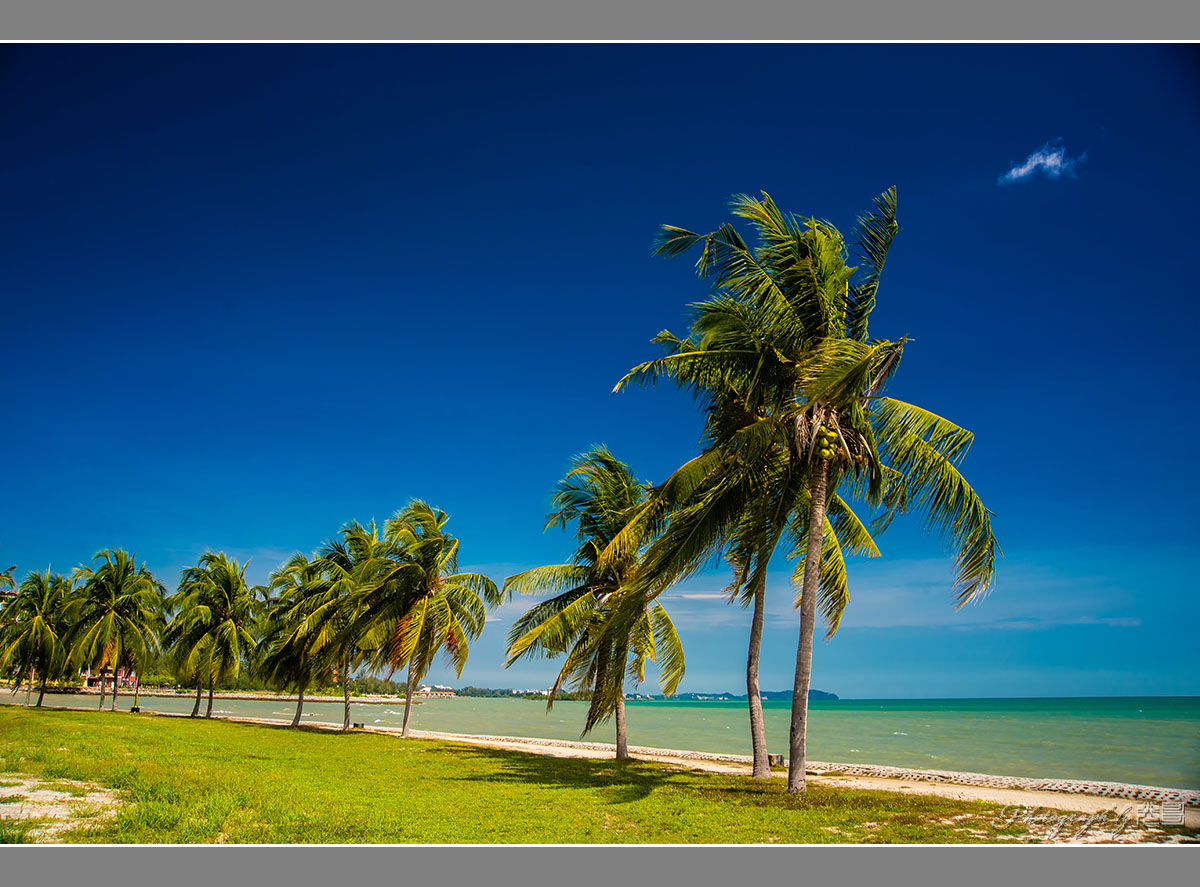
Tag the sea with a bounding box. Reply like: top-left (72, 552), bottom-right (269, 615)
top-left (8, 692), bottom-right (1198, 790)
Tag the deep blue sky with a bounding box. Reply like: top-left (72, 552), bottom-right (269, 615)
top-left (3, 44), bottom-right (1197, 698)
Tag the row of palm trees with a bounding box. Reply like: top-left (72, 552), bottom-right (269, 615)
top-left (2, 189), bottom-right (998, 796)
top-left (504, 187), bottom-right (999, 792)
top-left (0, 503), bottom-right (500, 736)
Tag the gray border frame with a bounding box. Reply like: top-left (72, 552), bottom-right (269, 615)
top-left (1, 0), bottom-right (1199, 40)
top-left (1, 844), bottom-right (1197, 886)
top-left (1, 5), bottom-right (1197, 884)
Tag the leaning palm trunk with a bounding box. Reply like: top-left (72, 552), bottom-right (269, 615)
top-left (291, 686), bottom-right (305, 727)
top-left (111, 671), bottom-right (119, 711)
top-left (342, 654), bottom-right (352, 731)
top-left (615, 693), bottom-right (629, 760)
top-left (746, 571), bottom-right (770, 778)
top-left (788, 460), bottom-right (830, 793)
top-left (132, 674), bottom-right (141, 709)
top-left (190, 679), bottom-right (203, 717)
top-left (25, 672), bottom-right (33, 706)
top-left (36, 673), bottom-right (47, 708)
top-left (401, 662), bottom-right (416, 738)
top-left (205, 675), bottom-right (215, 718)
top-left (97, 672), bottom-right (107, 710)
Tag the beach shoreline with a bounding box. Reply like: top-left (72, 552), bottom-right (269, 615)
top-left (6, 701), bottom-right (1197, 840)
top-left (148, 706), bottom-right (1199, 829)
top-left (10, 696), bottom-right (1198, 817)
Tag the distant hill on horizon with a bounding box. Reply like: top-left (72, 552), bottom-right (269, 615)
top-left (636, 689), bottom-right (839, 702)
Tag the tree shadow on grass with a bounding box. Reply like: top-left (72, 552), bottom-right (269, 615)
top-left (431, 742), bottom-right (685, 804)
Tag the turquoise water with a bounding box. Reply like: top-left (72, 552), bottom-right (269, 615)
top-left (9, 693), bottom-right (1199, 789)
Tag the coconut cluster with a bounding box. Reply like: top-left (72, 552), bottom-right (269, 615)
top-left (811, 423), bottom-right (870, 470)
top-left (815, 426), bottom-right (842, 463)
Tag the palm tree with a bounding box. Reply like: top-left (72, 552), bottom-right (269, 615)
top-left (504, 447), bottom-right (685, 759)
top-left (165, 552), bottom-right (264, 719)
top-left (615, 190), bottom-right (999, 791)
top-left (373, 501), bottom-right (500, 737)
top-left (608, 370), bottom-right (879, 777)
top-left (309, 521), bottom-right (413, 731)
top-left (0, 569), bottom-right (71, 706)
top-left (68, 550), bottom-right (165, 711)
top-left (262, 553), bottom-right (329, 728)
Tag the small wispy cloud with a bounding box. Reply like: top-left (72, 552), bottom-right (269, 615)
top-left (998, 139), bottom-right (1086, 185)
top-left (665, 592), bottom-right (730, 601)
top-left (946, 615), bottom-right (1141, 632)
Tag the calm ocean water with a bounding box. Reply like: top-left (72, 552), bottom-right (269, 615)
top-left (10, 693), bottom-right (1199, 789)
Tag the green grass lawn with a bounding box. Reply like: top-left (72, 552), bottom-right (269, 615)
top-left (0, 706), bottom-right (1030, 844)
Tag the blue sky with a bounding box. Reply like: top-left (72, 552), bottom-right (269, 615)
top-left (2, 44), bottom-right (1197, 698)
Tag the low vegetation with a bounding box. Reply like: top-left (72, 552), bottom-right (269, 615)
top-left (0, 707), bottom-right (1029, 844)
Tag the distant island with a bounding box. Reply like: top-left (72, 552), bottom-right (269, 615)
top-left (455, 686), bottom-right (837, 701)
top-left (636, 690), bottom-right (839, 702)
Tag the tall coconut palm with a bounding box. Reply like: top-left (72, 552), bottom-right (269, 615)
top-left (373, 501), bottom-right (500, 737)
top-left (615, 189), bottom-right (999, 792)
top-left (165, 552), bottom-right (264, 719)
top-left (0, 570), bottom-right (72, 706)
top-left (505, 447), bottom-right (685, 759)
top-left (68, 550), bottom-right (165, 711)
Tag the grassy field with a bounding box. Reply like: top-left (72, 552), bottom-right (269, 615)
top-left (0, 706), bottom-right (1031, 843)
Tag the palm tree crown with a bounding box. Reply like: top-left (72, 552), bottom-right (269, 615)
top-left (0, 569), bottom-right (72, 705)
top-left (377, 501), bottom-right (500, 736)
top-left (505, 446), bottom-right (684, 746)
top-left (165, 552), bottom-right (264, 717)
top-left (68, 549), bottom-right (165, 709)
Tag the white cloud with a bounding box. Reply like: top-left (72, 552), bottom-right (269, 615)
top-left (998, 139), bottom-right (1086, 185)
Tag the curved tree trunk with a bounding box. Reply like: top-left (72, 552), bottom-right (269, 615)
top-left (36, 673), bottom-right (47, 708)
top-left (788, 459), bottom-right (830, 794)
top-left (190, 679), bottom-right (203, 717)
top-left (25, 672), bottom-right (33, 706)
top-left (615, 692), bottom-right (629, 760)
top-left (205, 675), bottom-right (215, 718)
top-left (746, 567), bottom-right (771, 778)
top-left (97, 671), bottom-right (107, 710)
top-left (111, 670), bottom-right (119, 711)
top-left (401, 662), bottom-right (417, 738)
top-left (291, 686), bottom-right (305, 728)
top-left (132, 673), bottom-right (141, 709)
top-left (342, 653), bottom-right (352, 731)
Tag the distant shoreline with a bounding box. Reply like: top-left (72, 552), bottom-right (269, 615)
top-left (53, 688), bottom-right (426, 705)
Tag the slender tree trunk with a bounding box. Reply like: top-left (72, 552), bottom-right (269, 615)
top-left (342, 653), bottom-right (352, 731)
top-left (36, 673), bottom-right (47, 707)
top-left (747, 565), bottom-right (771, 778)
top-left (97, 671), bottom-right (107, 710)
top-left (401, 662), bottom-right (416, 738)
top-left (788, 459), bottom-right (830, 794)
top-left (615, 693), bottom-right (629, 760)
top-left (190, 679), bottom-right (203, 717)
top-left (25, 671), bottom-right (33, 706)
top-left (132, 673), bottom-right (141, 709)
top-left (111, 669), bottom-right (119, 711)
top-left (205, 675), bottom-right (215, 718)
top-left (291, 685), bottom-right (305, 727)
